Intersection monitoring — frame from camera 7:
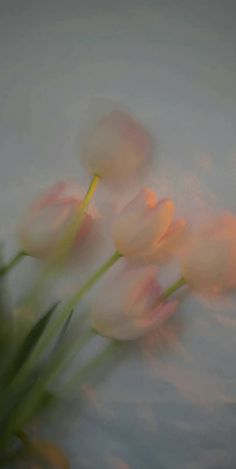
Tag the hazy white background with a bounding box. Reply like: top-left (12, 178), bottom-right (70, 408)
top-left (0, 1), bottom-right (236, 467)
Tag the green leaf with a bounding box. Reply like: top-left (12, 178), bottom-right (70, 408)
top-left (38, 389), bottom-right (57, 411)
top-left (3, 302), bottom-right (59, 387)
top-left (0, 245), bottom-right (12, 358)
top-left (9, 340), bottom-right (69, 433)
top-left (0, 373), bottom-right (59, 448)
top-left (19, 309), bottom-right (74, 422)
top-left (0, 378), bottom-right (34, 448)
top-left (53, 309), bottom-right (73, 351)
top-left (0, 308), bottom-right (73, 440)
top-left (0, 304), bottom-right (74, 446)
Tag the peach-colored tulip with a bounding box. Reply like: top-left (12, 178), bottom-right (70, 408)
top-left (112, 189), bottom-right (186, 262)
top-left (141, 218), bottom-right (188, 265)
top-left (91, 265), bottom-right (178, 340)
top-left (81, 110), bottom-right (153, 181)
top-left (19, 181), bottom-right (95, 260)
top-left (181, 213), bottom-right (236, 295)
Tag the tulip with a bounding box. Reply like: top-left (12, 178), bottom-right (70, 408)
top-left (91, 265), bottom-right (178, 340)
top-left (181, 213), bottom-right (236, 295)
top-left (81, 110), bottom-right (153, 182)
top-left (112, 188), bottom-right (186, 262)
top-left (140, 218), bottom-right (188, 265)
top-left (19, 181), bottom-right (95, 261)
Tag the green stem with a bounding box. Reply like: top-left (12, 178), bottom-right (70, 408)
top-left (9, 329), bottom-right (94, 435)
top-left (160, 276), bottom-right (186, 301)
top-left (0, 250), bottom-right (27, 277)
top-left (0, 273), bottom-right (186, 443)
top-left (52, 174), bottom-right (100, 264)
top-left (64, 340), bottom-right (119, 393)
top-left (24, 174), bottom-right (100, 308)
top-left (4, 250), bottom-right (122, 395)
top-left (65, 278), bottom-right (187, 391)
top-left (68, 278), bottom-right (187, 386)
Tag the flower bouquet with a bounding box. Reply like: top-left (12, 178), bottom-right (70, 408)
top-left (0, 108), bottom-right (236, 468)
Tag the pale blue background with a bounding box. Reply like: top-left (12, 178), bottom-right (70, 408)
top-left (1, 1), bottom-right (236, 467)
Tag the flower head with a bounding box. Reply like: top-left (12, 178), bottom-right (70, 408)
top-left (181, 213), bottom-right (236, 295)
top-left (91, 265), bottom-right (178, 340)
top-left (81, 110), bottom-right (153, 182)
top-left (19, 181), bottom-right (95, 260)
top-left (112, 189), bottom-right (186, 263)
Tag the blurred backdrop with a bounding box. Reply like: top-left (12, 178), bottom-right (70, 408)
top-left (0, 1), bottom-right (236, 468)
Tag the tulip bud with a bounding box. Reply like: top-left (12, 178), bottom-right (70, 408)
top-left (19, 181), bottom-right (95, 261)
top-left (181, 213), bottom-right (236, 295)
top-left (91, 265), bottom-right (178, 340)
top-left (112, 188), bottom-right (185, 263)
top-left (81, 110), bottom-right (153, 182)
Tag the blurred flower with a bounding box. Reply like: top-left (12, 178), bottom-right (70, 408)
top-left (19, 181), bottom-right (96, 260)
top-left (91, 265), bottom-right (178, 340)
top-left (112, 188), bottom-right (186, 262)
top-left (181, 212), bottom-right (236, 295)
top-left (141, 217), bottom-right (188, 265)
top-left (81, 110), bottom-right (153, 181)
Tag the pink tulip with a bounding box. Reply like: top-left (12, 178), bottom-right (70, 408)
top-left (181, 212), bottom-right (236, 295)
top-left (81, 110), bottom-right (153, 181)
top-left (112, 188), bottom-right (186, 262)
top-left (19, 181), bottom-right (95, 260)
top-left (91, 265), bottom-right (178, 340)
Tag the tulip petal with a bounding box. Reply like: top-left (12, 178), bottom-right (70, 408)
top-left (113, 192), bottom-right (174, 258)
top-left (106, 299), bottom-right (178, 341)
top-left (81, 110), bottom-right (153, 181)
top-left (91, 265), bottom-right (178, 341)
top-left (207, 212), bottom-right (236, 240)
top-left (148, 299), bottom-right (178, 326)
top-left (181, 235), bottom-right (233, 295)
top-left (143, 218), bottom-right (188, 264)
top-left (139, 198), bottom-right (175, 256)
top-left (19, 181), bottom-right (94, 260)
top-left (113, 189), bottom-right (157, 231)
top-left (125, 266), bottom-right (159, 318)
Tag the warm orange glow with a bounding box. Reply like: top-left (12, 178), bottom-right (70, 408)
top-left (145, 188), bottom-right (157, 208)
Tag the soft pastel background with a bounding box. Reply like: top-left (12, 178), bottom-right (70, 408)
top-left (1, 1), bottom-right (236, 467)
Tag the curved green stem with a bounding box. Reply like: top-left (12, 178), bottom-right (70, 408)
top-left (24, 174), bottom-right (100, 308)
top-left (0, 272), bottom-right (186, 444)
top-left (0, 250), bottom-right (27, 278)
top-left (9, 329), bottom-right (94, 435)
top-left (52, 174), bottom-right (100, 265)
top-left (64, 340), bottom-right (119, 393)
top-left (160, 276), bottom-right (186, 301)
top-left (65, 277), bottom-right (187, 392)
top-left (4, 250), bottom-right (122, 395)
